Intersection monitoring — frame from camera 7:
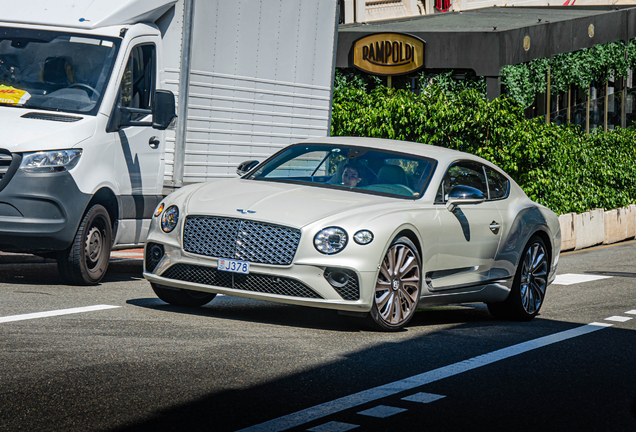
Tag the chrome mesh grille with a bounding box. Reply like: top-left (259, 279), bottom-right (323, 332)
top-left (161, 263), bottom-right (322, 299)
top-left (324, 268), bottom-right (360, 301)
top-left (183, 216), bottom-right (301, 265)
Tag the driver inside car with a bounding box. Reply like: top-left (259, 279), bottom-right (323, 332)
top-left (341, 161), bottom-right (365, 187)
top-left (39, 56), bottom-right (75, 89)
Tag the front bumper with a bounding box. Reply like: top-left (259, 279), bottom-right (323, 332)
top-left (0, 169), bottom-right (90, 253)
top-left (143, 241), bottom-right (377, 313)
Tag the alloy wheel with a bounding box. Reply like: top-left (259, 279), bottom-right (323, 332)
top-left (375, 243), bottom-right (421, 326)
top-left (519, 241), bottom-right (548, 315)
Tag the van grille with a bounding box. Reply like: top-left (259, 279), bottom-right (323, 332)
top-left (183, 216), bottom-right (301, 265)
top-left (0, 152), bottom-right (11, 181)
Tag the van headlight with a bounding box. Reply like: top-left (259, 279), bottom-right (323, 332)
top-left (19, 149), bottom-right (82, 173)
top-left (314, 227), bottom-right (348, 255)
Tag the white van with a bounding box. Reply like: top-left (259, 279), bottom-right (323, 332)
top-left (0, 0), bottom-right (337, 284)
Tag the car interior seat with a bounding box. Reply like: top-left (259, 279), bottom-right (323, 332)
top-left (377, 164), bottom-right (408, 185)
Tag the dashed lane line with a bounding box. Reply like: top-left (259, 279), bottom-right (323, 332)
top-left (551, 273), bottom-right (613, 286)
top-left (236, 322), bottom-right (612, 432)
top-left (605, 316), bottom-right (633, 323)
top-left (0, 305), bottom-right (121, 323)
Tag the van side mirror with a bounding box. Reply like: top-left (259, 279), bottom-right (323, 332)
top-left (152, 90), bottom-right (177, 130)
top-left (106, 90), bottom-right (177, 132)
top-left (236, 160), bottom-right (260, 176)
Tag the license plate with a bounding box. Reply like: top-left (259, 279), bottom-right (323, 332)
top-left (218, 258), bottom-right (250, 274)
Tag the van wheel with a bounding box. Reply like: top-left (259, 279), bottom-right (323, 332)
top-left (57, 204), bottom-right (112, 285)
top-left (151, 283), bottom-right (217, 307)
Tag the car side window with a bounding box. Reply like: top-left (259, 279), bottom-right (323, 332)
top-left (119, 44), bottom-right (155, 120)
top-left (435, 161), bottom-right (488, 204)
top-left (485, 167), bottom-right (510, 200)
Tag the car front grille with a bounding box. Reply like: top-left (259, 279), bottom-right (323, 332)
top-left (161, 263), bottom-right (323, 299)
top-left (183, 216), bottom-right (301, 265)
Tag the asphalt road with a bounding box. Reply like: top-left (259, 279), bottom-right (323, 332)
top-left (1, 242), bottom-right (635, 432)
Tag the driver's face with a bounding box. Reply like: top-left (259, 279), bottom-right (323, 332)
top-left (342, 167), bottom-right (361, 187)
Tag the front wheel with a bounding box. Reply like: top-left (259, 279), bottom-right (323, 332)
top-left (57, 204), bottom-right (112, 285)
top-left (487, 235), bottom-right (549, 321)
top-left (367, 236), bottom-right (422, 331)
top-left (151, 283), bottom-right (217, 307)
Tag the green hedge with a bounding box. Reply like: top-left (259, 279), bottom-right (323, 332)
top-left (331, 80), bottom-right (636, 215)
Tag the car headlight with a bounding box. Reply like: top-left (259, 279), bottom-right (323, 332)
top-left (161, 205), bottom-right (179, 233)
top-left (19, 149), bottom-right (82, 173)
top-left (154, 203), bottom-right (165, 217)
top-left (314, 227), bottom-right (348, 255)
top-left (353, 230), bottom-right (374, 245)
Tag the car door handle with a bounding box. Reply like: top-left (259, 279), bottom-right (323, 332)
top-left (489, 221), bottom-right (500, 234)
top-left (149, 136), bottom-right (160, 148)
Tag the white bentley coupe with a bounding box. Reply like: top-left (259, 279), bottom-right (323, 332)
top-left (143, 137), bottom-right (561, 331)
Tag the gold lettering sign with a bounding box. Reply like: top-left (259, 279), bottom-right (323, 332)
top-left (353, 33), bottom-right (425, 76)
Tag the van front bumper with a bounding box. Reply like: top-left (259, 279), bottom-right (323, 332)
top-left (0, 169), bottom-right (90, 253)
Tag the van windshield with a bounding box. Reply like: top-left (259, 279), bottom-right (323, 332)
top-left (0, 28), bottom-right (120, 115)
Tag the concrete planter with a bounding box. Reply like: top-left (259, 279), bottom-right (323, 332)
top-left (574, 208), bottom-right (604, 250)
top-left (603, 205), bottom-right (636, 245)
top-left (557, 205), bottom-right (636, 252)
top-left (558, 213), bottom-right (576, 252)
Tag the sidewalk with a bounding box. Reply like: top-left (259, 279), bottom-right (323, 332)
top-left (0, 248), bottom-right (144, 264)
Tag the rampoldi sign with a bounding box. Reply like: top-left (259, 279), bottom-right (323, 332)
top-left (353, 33), bottom-right (424, 76)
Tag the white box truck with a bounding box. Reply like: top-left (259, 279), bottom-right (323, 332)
top-left (0, 0), bottom-right (338, 284)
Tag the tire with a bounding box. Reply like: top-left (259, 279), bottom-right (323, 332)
top-left (487, 235), bottom-right (549, 321)
top-left (367, 236), bottom-right (422, 331)
top-left (57, 204), bottom-right (112, 286)
top-left (151, 283), bottom-right (216, 307)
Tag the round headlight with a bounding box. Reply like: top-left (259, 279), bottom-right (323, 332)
top-left (161, 205), bottom-right (179, 233)
top-left (314, 227), bottom-right (348, 255)
top-left (353, 230), bottom-right (374, 245)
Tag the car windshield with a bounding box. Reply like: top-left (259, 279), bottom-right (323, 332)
top-left (248, 143), bottom-right (437, 199)
top-left (0, 27), bottom-right (120, 115)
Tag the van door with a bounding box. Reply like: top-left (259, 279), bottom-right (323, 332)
top-left (110, 39), bottom-right (164, 245)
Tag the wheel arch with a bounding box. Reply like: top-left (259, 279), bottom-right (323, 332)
top-left (85, 187), bottom-right (119, 231)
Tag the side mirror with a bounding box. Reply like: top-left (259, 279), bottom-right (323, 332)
top-left (106, 89), bottom-right (177, 132)
top-left (446, 185), bottom-right (485, 211)
top-left (152, 90), bottom-right (177, 130)
top-left (236, 160), bottom-right (260, 177)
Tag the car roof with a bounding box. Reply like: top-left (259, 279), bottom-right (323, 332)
top-left (297, 136), bottom-right (496, 168)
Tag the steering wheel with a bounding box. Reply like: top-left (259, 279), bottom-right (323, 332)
top-left (67, 83), bottom-right (100, 98)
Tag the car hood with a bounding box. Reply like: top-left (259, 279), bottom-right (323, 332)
top-left (0, 107), bottom-right (97, 152)
top-left (185, 179), bottom-right (392, 228)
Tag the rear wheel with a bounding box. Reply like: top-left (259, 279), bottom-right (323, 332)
top-left (367, 236), bottom-right (422, 331)
top-left (57, 204), bottom-right (112, 285)
top-left (488, 235), bottom-right (549, 321)
top-left (151, 283), bottom-right (217, 307)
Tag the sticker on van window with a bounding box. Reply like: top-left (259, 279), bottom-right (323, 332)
top-left (0, 85), bottom-right (31, 106)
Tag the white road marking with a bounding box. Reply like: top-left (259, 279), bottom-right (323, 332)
top-left (625, 310), bottom-right (636, 315)
top-left (307, 421), bottom-right (359, 432)
top-left (236, 323), bottom-right (610, 432)
top-left (551, 273), bottom-right (612, 286)
top-left (402, 392), bottom-right (446, 404)
top-left (0, 305), bottom-right (121, 323)
top-left (357, 405), bottom-right (407, 418)
top-left (604, 316), bottom-right (633, 323)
